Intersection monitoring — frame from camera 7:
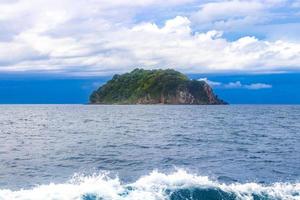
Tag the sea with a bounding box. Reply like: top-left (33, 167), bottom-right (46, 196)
top-left (0, 105), bottom-right (299, 200)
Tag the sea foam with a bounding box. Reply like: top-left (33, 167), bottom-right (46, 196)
top-left (0, 169), bottom-right (299, 200)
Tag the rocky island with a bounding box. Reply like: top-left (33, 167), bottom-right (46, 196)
top-left (90, 69), bottom-right (227, 105)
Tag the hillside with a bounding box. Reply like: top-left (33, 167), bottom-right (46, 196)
top-left (90, 69), bottom-right (227, 105)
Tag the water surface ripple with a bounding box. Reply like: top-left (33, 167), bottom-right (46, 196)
top-left (0, 105), bottom-right (299, 191)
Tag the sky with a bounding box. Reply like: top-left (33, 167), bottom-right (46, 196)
top-left (0, 0), bottom-right (300, 104)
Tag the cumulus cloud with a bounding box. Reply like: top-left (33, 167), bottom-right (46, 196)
top-left (0, 0), bottom-right (299, 75)
top-left (200, 78), bottom-right (272, 90)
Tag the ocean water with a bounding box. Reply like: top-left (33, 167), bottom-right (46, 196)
top-left (0, 105), bottom-right (299, 200)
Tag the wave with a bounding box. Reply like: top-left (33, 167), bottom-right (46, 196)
top-left (0, 169), bottom-right (299, 200)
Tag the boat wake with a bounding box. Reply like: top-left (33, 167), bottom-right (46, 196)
top-left (0, 169), bottom-right (299, 200)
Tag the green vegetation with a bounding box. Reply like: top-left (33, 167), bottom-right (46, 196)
top-left (90, 68), bottom-right (226, 104)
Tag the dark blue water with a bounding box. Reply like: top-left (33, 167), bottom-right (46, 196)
top-left (0, 105), bottom-right (299, 199)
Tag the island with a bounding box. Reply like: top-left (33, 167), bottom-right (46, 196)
top-left (90, 68), bottom-right (227, 105)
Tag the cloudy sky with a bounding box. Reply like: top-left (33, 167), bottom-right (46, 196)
top-left (1, 0), bottom-right (300, 75)
top-left (1, 0), bottom-right (300, 103)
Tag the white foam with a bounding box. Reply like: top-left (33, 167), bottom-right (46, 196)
top-left (0, 169), bottom-right (299, 200)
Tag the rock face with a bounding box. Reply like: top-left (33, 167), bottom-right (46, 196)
top-left (90, 69), bottom-right (227, 105)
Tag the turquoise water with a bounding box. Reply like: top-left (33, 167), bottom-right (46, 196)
top-left (0, 105), bottom-right (299, 199)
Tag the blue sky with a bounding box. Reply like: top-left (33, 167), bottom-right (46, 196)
top-left (0, 0), bottom-right (300, 103)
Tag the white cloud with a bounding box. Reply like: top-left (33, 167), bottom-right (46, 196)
top-left (191, 0), bottom-right (287, 27)
top-left (198, 78), bottom-right (222, 86)
top-left (200, 78), bottom-right (272, 90)
top-left (190, 0), bottom-right (300, 39)
top-left (224, 81), bottom-right (273, 89)
top-left (225, 81), bottom-right (243, 89)
top-left (0, 0), bottom-right (299, 75)
top-left (245, 83), bottom-right (272, 89)
top-left (192, 0), bottom-right (265, 24)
